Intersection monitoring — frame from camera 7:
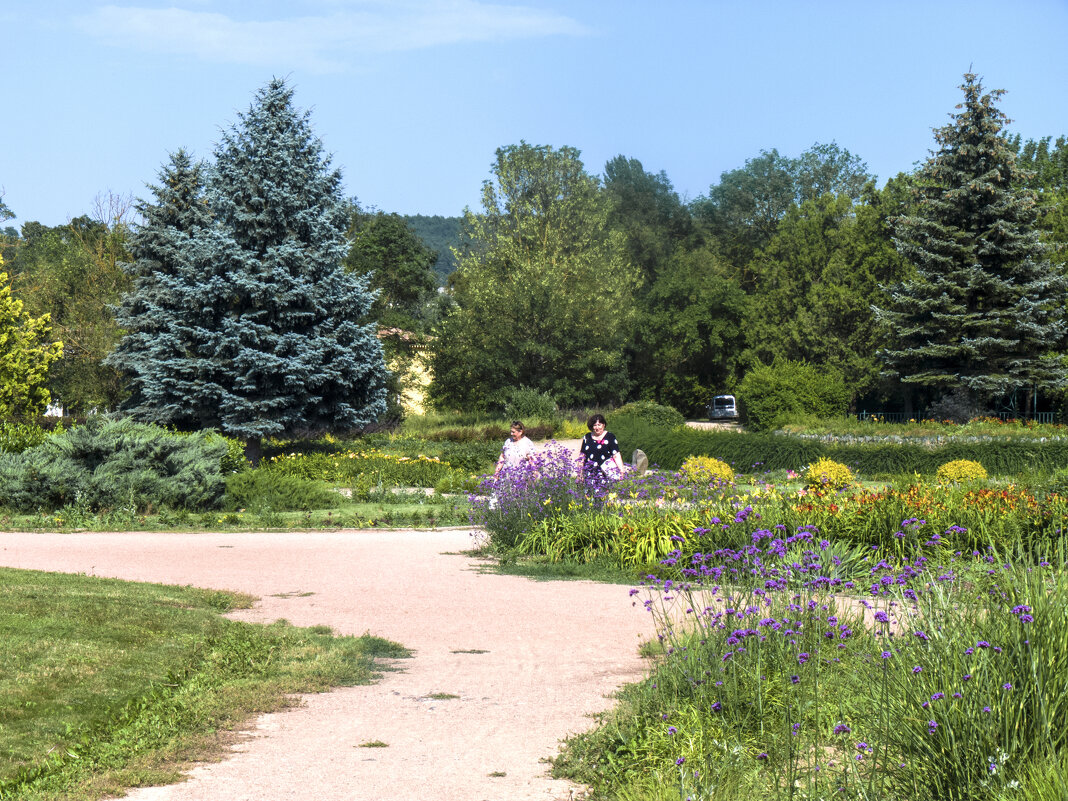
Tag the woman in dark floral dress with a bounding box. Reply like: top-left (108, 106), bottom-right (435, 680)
top-left (577, 413), bottom-right (625, 485)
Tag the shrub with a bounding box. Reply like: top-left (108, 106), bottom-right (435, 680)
top-left (0, 417), bottom-right (227, 512)
top-left (924, 387), bottom-right (988, 423)
top-left (678, 455), bottom-right (734, 486)
top-left (557, 418), bottom-right (590, 439)
top-left (737, 358), bottom-right (849, 432)
top-left (502, 387), bottom-right (557, 421)
top-left (804, 457), bottom-right (854, 491)
top-left (936, 459), bottom-right (988, 484)
top-left (0, 420), bottom-right (49, 453)
top-left (224, 470), bottom-right (339, 511)
top-left (612, 401), bottom-right (684, 430)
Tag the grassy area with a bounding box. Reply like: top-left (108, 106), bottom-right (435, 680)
top-left (0, 567), bottom-right (408, 800)
top-left (0, 499), bottom-right (474, 533)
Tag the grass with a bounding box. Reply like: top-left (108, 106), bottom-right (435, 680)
top-left (0, 500), bottom-right (474, 533)
top-left (0, 567), bottom-right (409, 800)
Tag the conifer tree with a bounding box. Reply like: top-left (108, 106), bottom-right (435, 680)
top-left (108, 149), bottom-right (212, 419)
top-left (876, 73), bottom-right (1068, 405)
top-left (110, 80), bottom-right (386, 460)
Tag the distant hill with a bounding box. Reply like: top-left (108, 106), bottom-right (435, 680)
top-left (403, 214), bottom-right (462, 284)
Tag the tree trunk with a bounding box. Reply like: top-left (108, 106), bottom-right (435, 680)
top-left (244, 436), bottom-right (262, 467)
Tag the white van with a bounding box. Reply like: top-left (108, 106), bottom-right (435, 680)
top-left (706, 394), bottom-right (738, 420)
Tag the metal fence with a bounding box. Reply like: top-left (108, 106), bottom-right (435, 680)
top-left (857, 410), bottom-right (1057, 424)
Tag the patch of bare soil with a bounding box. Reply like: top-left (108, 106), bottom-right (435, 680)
top-left (0, 530), bottom-right (652, 801)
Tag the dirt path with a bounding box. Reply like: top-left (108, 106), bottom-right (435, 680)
top-left (0, 529), bottom-right (652, 801)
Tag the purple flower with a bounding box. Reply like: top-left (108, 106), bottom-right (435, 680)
top-left (833, 724), bottom-right (851, 735)
top-left (668, 726), bottom-right (678, 735)
top-left (931, 692), bottom-right (944, 700)
top-left (912, 666), bottom-right (923, 674)
top-left (977, 641), bottom-right (990, 649)
top-left (963, 674), bottom-right (972, 681)
top-left (790, 675), bottom-right (800, 684)
top-left (914, 631), bottom-right (929, 641)
top-left (881, 651), bottom-right (892, 659)
top-left (1003, 683), bottom-right (1013, 690)
top-left (927, 720), bottom-right (938, 733)
top-left (798, 652), bottom-right (810, 664)
top-left (676, 757), bottom-right (685, 766)
top-left (757, 753), bottom-right (768, 760)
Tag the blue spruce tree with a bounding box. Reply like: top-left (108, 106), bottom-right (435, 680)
top-left (108, 149), bottom-right (214, 421)
top-left (110, 80), bottom-right (387, 461)
top-left (875, 73), bottom-right (1068, 413)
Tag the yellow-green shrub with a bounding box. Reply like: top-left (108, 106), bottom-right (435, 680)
top-left (557, 418), bottom-right (590, 439)
top-left (804, 458), bottom-right (854, 491)
top-left (678, 455), bottom-right (735, 486)
top-left (936, 459), bottom-right (988, 483)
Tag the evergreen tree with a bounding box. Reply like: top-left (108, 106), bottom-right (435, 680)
top-left (109, 80), bottom-right (387, 460)
top-left (108, 149), bottom-right (212, 418)
top-left (875, 73), bottom-right (1068, 406)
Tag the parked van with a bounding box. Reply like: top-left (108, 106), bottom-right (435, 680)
top-left (706, 394), bottom-right (738, 420)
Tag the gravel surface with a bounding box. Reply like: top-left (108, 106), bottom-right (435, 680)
top-left (0, 529), bottom-right (652, 801)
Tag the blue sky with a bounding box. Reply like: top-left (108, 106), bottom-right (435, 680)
top-left (3, 1), bottom-right (1067, 229)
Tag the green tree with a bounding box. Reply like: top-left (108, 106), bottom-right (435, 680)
top-left (343, 206), bottom-right (438, 330)
top-left (5, 198), bottom-right (132, 413)
top-left (1014, 134), bottom-right (1068, 265)
top-left (743, 187), bottom-right (910, 404)
top-left (603, 155), bottom-right (697, 286)
top-left (634, 245), bottom-right (746, 415)
top-left (429, 142), bottom-right (638, 410)
top-left (875, 73), bottom-right (1068, 408)
top-left (693, 142), bottom-right (872, 272)
top-left (0, 258), bottom-right (63, 417)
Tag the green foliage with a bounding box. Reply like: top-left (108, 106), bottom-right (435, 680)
top-left (937, 459), bottom-right (989, 484)
top-left (5, 210), bottom-right (132, 413)
top-left (265, 447), bottom-right (467, 488)
top-left (611, 417), bottom-right (1068, 477)
top-left (401, 214), bottom-right (462, 283)
top-left (430, 142), bottom-right (639, 410)
top-left (0, 417), bottom-right (227, 512)
top-left (678, 455), bottom-right (734, 485)
top-left (741, 190), bottom-right (910, 401)
top-left (631, 245), bottom-right (748, 416)
top-left (737, 358), bottom-right (850, 432)
top-left (804, 457), bottom-right (854, 490)
top-left (0, 420), bottom-right (48, 453)
top-left (502, 386), bottom-right (557, 421)
top-left (612, 400), bottom-right (685, 430)
top-left (693, 142), bottom-right (872, 269)
top-left (876, 73), bottom-right (1068, 397)
top-left (344, 205), bottom-right (438, 330)
top-left (0, 264), bottom-right (63, 417)
top-left (224, 470), bottom-right (339, 511)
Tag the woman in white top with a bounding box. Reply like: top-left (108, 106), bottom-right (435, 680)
top-left (494, 420), bottom-right (536, 477)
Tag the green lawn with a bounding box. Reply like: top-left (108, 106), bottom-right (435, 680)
top-left (0, 567), bottom-right (408, 800)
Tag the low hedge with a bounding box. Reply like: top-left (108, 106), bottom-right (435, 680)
top-left (612, 419), bottom-right (1068, 477)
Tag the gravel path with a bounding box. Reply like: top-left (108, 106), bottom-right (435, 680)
top-left (0, 529), bottom-right (652, 801)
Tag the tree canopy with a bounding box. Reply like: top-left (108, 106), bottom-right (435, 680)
top-left (430, 142), bottom-right (638, 410)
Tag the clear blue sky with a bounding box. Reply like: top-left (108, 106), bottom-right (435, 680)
top-left (3, 1), bottom-right (1067, 229)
